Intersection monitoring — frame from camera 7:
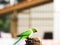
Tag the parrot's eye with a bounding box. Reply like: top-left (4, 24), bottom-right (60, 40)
top-left (33, 29), bottom-right (37, 32)
top-left (34, 30), bottom-right (37, 32)
top-left (32, 27), bottom-right (37, 32)
top-left (35, 30), bottom-right (37, 32)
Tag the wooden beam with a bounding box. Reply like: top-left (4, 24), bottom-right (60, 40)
top-left (10, 10), bottom-right (18, 38)
top-left (0, 0), bottom-right (53, 15)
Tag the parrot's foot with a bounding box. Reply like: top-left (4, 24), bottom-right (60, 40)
top-left (25, 38), bottom-right (42, 45)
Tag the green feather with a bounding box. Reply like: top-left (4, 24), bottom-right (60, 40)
top-left (14, 36), bottom-right (27, 45)
top-left (18, 29), bottom-right (32, 37)
top-left (13, 37), bottom-right (23, 45)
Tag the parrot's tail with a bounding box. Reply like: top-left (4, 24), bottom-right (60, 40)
top-left (13, 37), bottom-right (22, 45)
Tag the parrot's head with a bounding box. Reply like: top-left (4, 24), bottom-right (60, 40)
top-left (32, 27), bottom-right (37, 33)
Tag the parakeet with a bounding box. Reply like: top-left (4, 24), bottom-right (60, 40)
top-left (14, 27), bottom-right (37, 45)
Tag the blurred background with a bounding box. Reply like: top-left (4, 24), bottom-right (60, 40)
top-left (0, 0), bottom-right (53, 39)
top-left (17, 2), bottom-right (53, 39)
top-left (0, 0), bottom-right (55, 45)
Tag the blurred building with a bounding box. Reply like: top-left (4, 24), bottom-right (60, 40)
top-left (17, 2), bottom-right (53, 39)
top-left (0, 0), bottom-right (53, 39)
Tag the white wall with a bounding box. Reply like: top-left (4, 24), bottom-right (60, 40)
top-left (54, 0), bottom-right (60, 40)
top-left (17, 3), bottom-right (53, 39)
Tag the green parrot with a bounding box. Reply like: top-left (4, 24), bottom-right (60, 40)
top-left (14, 27), bottom-right (37, 45)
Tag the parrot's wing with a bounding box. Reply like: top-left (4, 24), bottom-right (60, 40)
top-left (17, 29), bottom-right (33, 37)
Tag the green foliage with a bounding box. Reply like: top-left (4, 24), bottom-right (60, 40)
top-left (0, 19), bottom-right (4, 26)
top-left (0, 15), bottom-right (10, 32)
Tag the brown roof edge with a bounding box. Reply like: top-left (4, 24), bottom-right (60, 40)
top-left (0, 0), bottom-right (53, 16)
